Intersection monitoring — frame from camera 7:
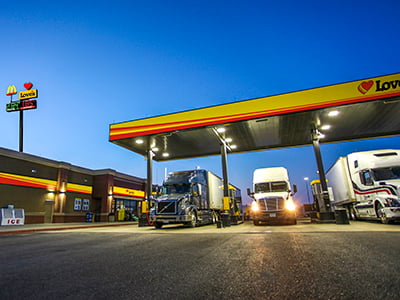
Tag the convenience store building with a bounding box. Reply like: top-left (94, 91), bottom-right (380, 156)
top-left (0, 147), bottom-right (146, 224)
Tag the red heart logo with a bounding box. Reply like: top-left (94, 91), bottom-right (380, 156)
top-left (24, 82), bottom-right (33, 90)
top-left (358, 80), bottom-right (373, 94)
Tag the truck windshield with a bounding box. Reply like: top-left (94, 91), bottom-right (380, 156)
top-left (373, 167), bottom-right (400, 181)
top-left (255, 181), bottom-right (288, 193)
top-left (162, 183), bottom-right (190, 194)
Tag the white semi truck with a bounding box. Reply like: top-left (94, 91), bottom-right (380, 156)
top-left (326, 149), bottom-right (400, 224)
top-left (149, 169), bottom-right (242, 228)
top-left (248, 167), bottom-right (297, 225)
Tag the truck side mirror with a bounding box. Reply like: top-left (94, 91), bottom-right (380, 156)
top-left (247, 188), bottom-right (255, 199)
top-left (247, 188), bottom-right (252, 196)
top-left (193, 183), bottom-right (201, 196)
top-left (292, 184), bottom-right (298, 194)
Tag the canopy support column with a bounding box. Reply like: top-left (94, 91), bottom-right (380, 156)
top-left (312, 129), bottom-right (335, 222)
top-left (139, 139), bottom-right (154, 227)
top-left (220, 142), bottom-right (231, 227)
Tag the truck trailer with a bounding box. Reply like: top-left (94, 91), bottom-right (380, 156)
top-left (248, 167), bottom-right (297, 225)
top-left (326, 149), bottom-right (400, 224)
top-left (149, 169), bottom-right (242, 228)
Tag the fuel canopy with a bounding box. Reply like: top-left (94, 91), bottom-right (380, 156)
top-left (109, 73), bottom-right (400, 161)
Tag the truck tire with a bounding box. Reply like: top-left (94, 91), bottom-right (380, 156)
top-left (211, 211), bottom-right (218, 224)
top-left (349, 206), bottom-right (359, 220)
top-left (376, 203), bottom-right (390, 224)
top-left (186, 211), bottom-right (197, 228)
top-left (155, 222), bottom-right (163, 229)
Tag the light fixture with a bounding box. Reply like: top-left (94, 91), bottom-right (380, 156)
top-left (304, 177), bottom-right (310, 203)
top-left (225, 137), bottom-right (232, 143)
top-left (216, 127), bottom-right (225, 133)
top-left (321, 125), bottom-right (331, 130)
top-left (328, 110), bottom-right (339, 117)
top-left (135, 139), bottom-right (144, 144)
top-left (162, 152), bottom-right (169, 157)
top-left (152, 147), bottom-right (159, 152)
top-left (230, 144), bottom-right (237, 149)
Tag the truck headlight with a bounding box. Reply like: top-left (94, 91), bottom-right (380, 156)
top-left (251, 201), bottom-right (259, 212)
top-left (286, 202), bottom-right (296, 211)
top-left (385, 198), bottom-right (400, 207)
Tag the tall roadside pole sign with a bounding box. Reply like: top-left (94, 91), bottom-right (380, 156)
top-left (5, 82), bottom-right (38, 152)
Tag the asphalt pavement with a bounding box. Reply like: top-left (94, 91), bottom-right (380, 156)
top-left (2, 219), bottom-right (400, 299)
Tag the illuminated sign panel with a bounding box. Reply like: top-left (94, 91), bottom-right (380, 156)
top-left (5, 83), bottom-right (39, 113)
top-left (109, 73), bottom-right (400, 141)
top-left (19, 89), bottom-right (38, 100)
top-left (6, 100), bottom-right (37, 112)
top-left (113, 186), bottom-right (145, 198)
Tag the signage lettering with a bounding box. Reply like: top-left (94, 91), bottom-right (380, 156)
top-left (19, 89), bottom-right (38, 100)
top-left (7, 219), bottom-right (20, 225)
top-left (358, 79), bottom-right (400, 94)
top-left (6, 102), bottom-right (20, 112)
top-left (375, 80), bottom-right (400, 92)
top-left (6, 100), bottom-right (37, 112)
top-left (20, 99), bottom-right (37, 110)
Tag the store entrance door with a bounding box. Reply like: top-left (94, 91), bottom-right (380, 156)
top-left (92, 197), bottom-right (102, 222)
top-left (44, 200), bottom-right (54, 223)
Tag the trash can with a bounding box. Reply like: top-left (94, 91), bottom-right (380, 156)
top-left (222, 213), bottom-right (231, 227)
top-left (216, 220), bottom-right (223, 228)
top-left (108, 213), bottom-right (115, 222)
top-left (85, 212), bottom-right (94, 223)
top-left (335, 209), bottom-right (350, 224)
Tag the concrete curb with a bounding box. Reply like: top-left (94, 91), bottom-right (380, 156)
top-left (0, 222), bottom-right (139, 236)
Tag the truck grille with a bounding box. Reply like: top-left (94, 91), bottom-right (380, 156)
top-left (258, 198), bottom-right (284, 211)
top-left (157, 201), bottom-right (176, 214)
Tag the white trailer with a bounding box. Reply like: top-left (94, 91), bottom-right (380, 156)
top-left (326, 149), bottom-right (400, 223)
top-left (248, 167), bottom-right (297, 225)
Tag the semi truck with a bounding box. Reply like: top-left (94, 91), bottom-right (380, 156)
top-left (326, 149), bottom-right (400, 224)
top-left (149, 169), bottom-right (242, 229)
top-left (247, 167), bottom-right (297, 225)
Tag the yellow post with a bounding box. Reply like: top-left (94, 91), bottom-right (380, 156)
top-left (223, 197), bottom-right (230, 211)
top-left (142, 200), bottom-right (148, 214)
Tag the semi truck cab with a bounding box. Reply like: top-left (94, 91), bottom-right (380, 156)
top-left (248, 167), bottom-right (297, 225)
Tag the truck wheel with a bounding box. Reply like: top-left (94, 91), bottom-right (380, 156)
top-left (186, 211), bottom-right (197, 228)
top-left (211, 211), bottom-right (218, 224)
top-left (376, 203), bottom-right (390, 224)
top-left (155, 222), bottom-right (163, 229)
top-left (350, 207), bottom-right (359, 220)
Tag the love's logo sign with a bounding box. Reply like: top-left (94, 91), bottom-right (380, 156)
top-left (357, 80), bottom-right (374, 94)
top-left (24, 82), bottom-right (33, 90)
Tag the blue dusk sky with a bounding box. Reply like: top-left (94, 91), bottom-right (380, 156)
top-left (1, 0), bottom-right (400, 205)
